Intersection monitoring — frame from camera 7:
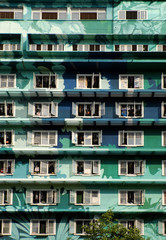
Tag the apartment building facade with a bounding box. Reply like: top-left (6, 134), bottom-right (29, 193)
top-left (0, 0), bottom-right (166, 239)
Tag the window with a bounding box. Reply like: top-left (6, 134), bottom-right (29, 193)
top-left (0, 190), bottom-right (12, 205)
top-left (34, 74), bottom-right (57, 89)
top-left (28, 102), bottom-right (58, 117)
top-left (30, 219), bottom-right (56, 236)
top-left (119, 190), bottom-right (144, 205)
top-left (162, 132), bottom-right (166, 146)
top-left (118, 10), bottom-right (147, 20)
top-left (161, 74), bottom-right (166, 89)
top-left (29, 44), bottom-right (64, 51)
top-left (73, 44), bottom-right (105, 51)
top-left (157, 45), bottom-right (166, 52)
top-left (0, 160), bottom-right (15, 175)
top-left (70, 190), bottom-right (100, 205)
top-left (0, 102), bottom-right (14, 117)
top-left (162, 161), bottom-right (166, 175)
top-left (74, 160), bottom-right (100, 175)
top-left (0, 220), bottom-right (11, 235)
top-left (119, 219), bottom-right (144, 235)
top-left (77, 73), bottom-right (100, 89)
top-left (115, 102), bottom-right (143, 118)
top-left (27, 131), bottom-right (57, 146)
top-left (118, 160), bottom-right (144, 176)
top-left (29, 160), bottom-right (57, 175)
top-left (72, 102), bottom-right (105, 118)
top-left (119, 75), bottom-right (143, 89)
top-left (71, 8), bottom-right (106, 20)
top-left (69, 219), bottom-right (92, 235)
top-left (115, 45), bottom-right (148, 52)
top-left (119, 131), bottom-right (144, 147)
top-left (0, 8), bottom-right (23, 19)
top-left (72, 131), bottom-right (102, 146)
top-left (26, 189), bottom-right (60, 205)
top-left (32, 8), bottom-right (67, 20)
top-left (0, 74), bottom-right (15, 88)
top-left (0, 130), bottom-right (14, 146)
top-left (0, 44), bottom-right (20, 51)
top-left (162, 191), bottom-right (166, 205)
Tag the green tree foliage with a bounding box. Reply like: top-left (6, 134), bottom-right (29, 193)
top-left (82, 210), bottom-right (146, 240)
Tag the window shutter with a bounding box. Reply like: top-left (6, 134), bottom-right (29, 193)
top-left (101, 103), bottom-right (105, 116)
top-left (26, 190), bottom-right (31, 204)
top-left (164, 162), bottom-right (166, 175)
top-left (91, 102), bottom-right (95, 116)
top-left (100, 45), bottom-right (105, 51)
top-left (135, 76), bottom-right (142, 88)
top-left (28, 103), bottom-right (34, 116)
top-left (56, 190), bottom-right (60, 204)
top-left (115, 102), bottom-right (120, 116)
top-left (118, 10), bottom-right (126, 20)
top-left (72, 12), bottom-right (79, 20)
top-left (135, 191), bottom-right (141, 204)
top-left (15, 11), bottom-right (23, 20)
top-left (84, 45), bottom-right (89, 51)
top-left (11, 160), bottom-right (15, 174)
top-left (71, 160), bottom-right (76, 176)
top-left (11, 130), bottom-right (14, 145)
top-left (135, 132), bottom-right (142, 145)
top-left (141, 161), bottom-right (145, 175)
top-left (72, 132), bottom-right (77, 144)
top-left (84, 191), bottom-right (91, 204)
top-left (84, 132), bottom-right (91, 145)
top-left (48, 220), bottom-right (55, 234)
top-left (41, 161), bottom-right (47, 174)
top-left (135, 161), bottom-right (141, 174)
top-left (128, 132), bottom-right (134, 145)
top-left (120, 76), bottom-right (128, 89)
top-left (6, 189), bottom-right (11, 204)
top-left (93, 161), bottom-right (99, 174)
top-left (27, 131), bottom-right (33, 145)
top-left (92, 191), bottom-right (99, 205)
top-left (32, 220), bottom-right (39, 234)
top-left (120, 191), bottom-right (126, 204)
top-left (120, 161), bottom-right (127, 175)
top-left (55, 160), bottom-right (58, 175)
top-left (158, 221), bottom-right (163, 234)
top-left (70, 190), bottom-right (75, 204)
top-left (29, 160), bottom-right (33, 174)
top-left (69, 220), bottom-right (75, 234)
top-left (0, 191), bottom-right (3, 204)
top-left (127, 45), bottom-right (132, 51)
top-left (78, 45), bottom-right (83, 51)
top-left (99, 131), bottom-right (102, 145)
top-left (84, 161), bottom-right (92, 174)
top-left (42, 104), bottom-right (49, 116)
top-left (157, 45), bottom-right (163, 52)
top-left (48, 190), bottom-right (53, 204)
top-left (51, 102), bottom-right (57, 117)
top-left (3, 220), bottom-right (10, 234)
top-left (136, 219), bottom-right (144, 235)
top-left (137, 45), bottom-right (143, 51)
top-left (32, 11), bottom-right (40, 20)
top-left (4, 161), bottom-right (7, 174)
top-left (72, 102), bottom-right (77, 116)
top-left (59, 11), bottom-right (67, 20)
top-left (139, 10), bottom-right (147, 20)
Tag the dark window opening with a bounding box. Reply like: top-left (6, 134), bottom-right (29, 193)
top-left (76, 221), bottom-right (82, 234)
top-left (37, 44), bottom-right (41, 51)
top-left (6, 132), bottom-right (11, 144)
top-left (42, 12), bottom-right (57, 20)
top-left (164, 77), bottom-right (166, 88)
top-left (126, 11), bottom-right (137, 20)
top-left (92, 133), bottom-right (99, 145)
top-left (77, 161), bottom-right (84, 174)
top-left (78, 104), bottom-right (84, 116)
top-left (135, 105), bottom-right (142, 116)
top-left (4, 190), bottom-right (8, 203)
top-left (0, 162), bottom-right (4, 173)
top-left (73, 45), bottom-right (77, 51)
top-left (128, 76), bottom-right (134, 88)
top-left (40, 221), bottom-right (46, 234)
top-left (0, 44), bottom-right (3, 50)
top-left (50, 76), bottom-right (56, 88)
top-left (35, 104), bottom-right (42, 116)
top-left (36, 76), bottom-right (42, 88)
top-left (33, 191), bottom-right (39, 203)
top-left (0, 12), bottom-right (14, 19)
top-left (43, 76), bottom-right (49, 88)
top-left (76, 191), bottom-right (83, 204)
top-left (122, 132), bottom-right (127, 145)
top-left (93, 76), bottom-right (99, 88)
top-left (163, 45), bottom-right (166, 52)
top-left (48, 161), bottom-right (55, 174)
top-left (164, 105), bottom-right (166, 116)
top-left (132, 45), bottom-right (137, 51)
top-left (128, 105), bottom-right (134, 117)
top-left (80, 12), bottom-right (97, 20)
top-left (86, 76), bottom-right (92, 88)
top-left (41, 191), bottom-right (47, 203)
top-left (128, 162), bottom-right (134, 174)
top-left (48, 44), bottom-right (52, 51)
top-left (94, 104), bottom-right (99, 116)
top-left (143, 45), bottom-right (148, 51)
top-left (128, 191), bottom-right (134, 204)
top-left (34, 161), bottom-right (40, 173)
top-left (128, 221), bottom-right (134, 229)
top-left (78, 133), bottom-right (84, 145)
top-left (7, 104), bottom-right (13, 116)
top-left (85, 104), bottom-right (91, 116)
top-left (0, 132), bottom-right (4, 144)
top-left (115, 45), bottom-right (119, 51)
top-left (7, 161), bottom-right (11, 174)
top-left (0, 104), bottom-right (5, 116)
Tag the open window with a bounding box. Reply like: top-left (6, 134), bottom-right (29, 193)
top-left (0, 220), bottom-right (11, 235)
top-left (119, 190), bottom-right (144, 205)
top-left (0, 8), bottom-right (23, 19)
top-left (118, 10), bottom-right (147, 20)
top-left (0, 130), bottom-right (14, 146)
top-left (118, 160), bottom-right (144, 175)
top-left (73, 44), bottom-right (105, 51)
top-left (115, 102), bottom-right (143, 118)
top-left (119, 131), bottom-right (144, 147)
top-left (162, 132), bottom-right (166, 146)
top-left (72, 131), bottom-right (102, 146)
top-left (71, 8), bottom-right (106, 20)
top-left (70, 190), bottom-right (100, 205)
top-left (77, 73), bottom-right (101, 89)
top-left (0, 101), bottom-right (14, 117)
top-left (30, 219), bottom-right (56, 236)
top-left (28, 102), bottom-right (58, 117)
top-left (0, 190), bottom-right (12, 205)
top-left (72, 102), bottom-right (105, 118)
top-left (115, 45), bottom-right (148, 52)
top-left (74, 160), bottom-right (100, 175)
top-left (0, 160), bottom-right (14, 175)
top-left (161, 74), bottom-right (166, 89)
top-left (34, 74), bottom-right (57, 89)
top-left (29, 44), bottom-right (64, 51)
top-left (29, 160), bottom-right (57, 175)
top-left (32, 8), bottom-right (67, 20)
top-left (69, 219), bottom-right (92, 235)
top-left (26, 189), bottom-right (60, 205)
top-left (119, 75), bottom-right (143, 89)
top-left (27, 131), bottom-right (57, 146)
top-left (119, 219), bottom-right (144, 235)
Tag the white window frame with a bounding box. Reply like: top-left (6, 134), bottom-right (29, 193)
top-left (76, 73), bottom-right (101, 89)
top-left (0, 101), bottom-right (15, 117)
top-left (161, 102), bottom-right (166, 118)
top-left (29, 44), bottom-right (64, 51)
top-left (73, 44), bottom-right (106, 51)
top-left (72, 130), bottom-right (102, 146)
top-left (161, 73), bottom-right (166, 89)
top-left (34, 73), bottom-right (57, 89)
top-left (72, 102), bottom-right (105, 118)
top-left (162, 160), bottom-right (166, 176)
top-left (32, 8), bottom-right (67, 20)
top-left (115, 101), bottom-right (144, 118)
top-left (118, 10), bottom-right (148, 20)
top-left (118, 190), bottom-right (144, 205)
top-left (0, 8), bottom-right (23, 19)
top-left (26, 189), bottom-right (60, 205)
top-left (70, 189), bottom-right (100, 205)
top-left (118, 160), bottom-right (145, 176)
top-left (0, 44), bottom-right (20, 51)
top-left (118, 131), bottom-right (144, 147)
top-left (114, 44), bottom-right (148, 52)
top-left (162, 190), bottom-right (166, 205)
top-left (0, 189), bottom-right (13, 205)
top-left (162, 131), bottom-right (166, 146)
top-left (0, 74), bottom-right (16, 88)
top-left (156, 45), bottom-right (166, 52)
top-left (0, 130), bottom-right (14, 146)
top-left (119, 74), bottom-right (144, 89)
top-left (30, 219), bottom-right (56, 236)
top-left (28, 102), bottom-right (58, 118)
top-left (0, 159), bottom-right (15, 175)
top-left (119, 219), bottom-right (144, 235)
top-left (29, 159), bottom-right (57, 175)
top-left (71, 8), bottom-right (106, 20)
top-left (28, 130), bottom-right (58, 146)
top-left (74, 160), bottom-right (100, 176)
top-left (0, 219), bottom-right (11, 235)
top-left (71, 219), bottom-right (92, 235)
